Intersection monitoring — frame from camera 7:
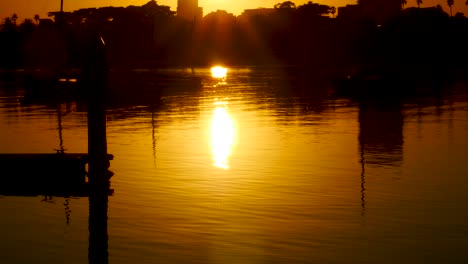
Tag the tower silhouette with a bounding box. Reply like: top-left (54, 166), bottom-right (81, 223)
top-left (177, 0), bottom-right (202, 21)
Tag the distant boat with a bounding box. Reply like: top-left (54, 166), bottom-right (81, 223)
top-left (22, 69), bottom-right (81, 100)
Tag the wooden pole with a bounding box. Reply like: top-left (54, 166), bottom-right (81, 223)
top-left (58, 0), bottom-right (64, 31)
top-left (86, 32), bottom-right (110, 264)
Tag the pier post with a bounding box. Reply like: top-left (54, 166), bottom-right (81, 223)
top-left (85, 32), bottom-right (110, 264)
top-left (88, 89), bottom-right (110, 264)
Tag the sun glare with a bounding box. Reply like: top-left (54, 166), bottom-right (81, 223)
top-left (211, 66), bottom-right (228, 79)
top-left (211, 105), bottom-right (236, 169)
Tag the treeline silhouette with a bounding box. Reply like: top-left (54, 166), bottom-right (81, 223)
top-left (361, 5), bottom-right (468, 80)
top-left (1, 1), bottom-right (468, 77)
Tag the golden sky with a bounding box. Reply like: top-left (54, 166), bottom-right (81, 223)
top-left (0, 0), bottom-right (467, 21)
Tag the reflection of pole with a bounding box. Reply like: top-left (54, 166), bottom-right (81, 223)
top-left (88, 176), bottom-right (109, 264)
top-left (64, 198), bottom-right (71, 225)
top-left (359, 141), bottom-right (366, 217)
top-left (190, 17), bottom-right (196, 73)
top-left (88, 88), bottom-right (110, 264)
top-left (57, 107), bottom-right (65, 153)
top-left (151, 106), bottom-right (157, 167)
top-left (86, 32), bottom-right (110, 264)
top-left (358, 105), bottom-right (366, 217)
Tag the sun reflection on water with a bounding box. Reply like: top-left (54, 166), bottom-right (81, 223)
top-left (211, 104), bottom-right (236, 169)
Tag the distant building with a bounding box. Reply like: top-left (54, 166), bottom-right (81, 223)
top-left (337, 5), bottom-right (360, 20)
top-left (359, 0), bottom-right (402, 23)
top-left (177, 0), bottom-right (202, 21)
top-left (337, 1), bottom-right (402, 23)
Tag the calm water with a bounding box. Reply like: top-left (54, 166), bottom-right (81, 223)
top-left (1, 68), bottom-right (468, 263)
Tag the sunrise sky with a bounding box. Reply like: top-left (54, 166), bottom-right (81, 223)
top-left (1, 0), bottom-right (467, 21)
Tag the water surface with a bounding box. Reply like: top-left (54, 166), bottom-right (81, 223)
top-left (1, 68), bottom-right (468, 263)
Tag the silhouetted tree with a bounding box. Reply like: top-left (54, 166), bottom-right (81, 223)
top-left (331, 6), bottom-right (337, 17)
top-left (1, 17), bottom-right (15, 32)
top-left (142, 0), bottom-right (175, 18)
top-left (274, 1), bottom-right (297, 9)
top-left (198, 10), bottom-right (237, 64)
top-left (417, 0), bottom-right (423, 8)
top-left (34, 14), bottom-right (40, 25)
top-left (203, 10), bottom-right (236, 22)
top-left (19, 19), bottom-right (35, 33)
top-left (2, 0), bottom-right (465, 70)
top-left (1, 15), bottom-right (20, 68)
top-left (296, 1), bottom-right (332, 16)
top-left (447, 0), bottom-right (454, 16)
top-left (11, 14), bottom-right (18, 25)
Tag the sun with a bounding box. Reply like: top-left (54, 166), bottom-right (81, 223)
top-left (211, 66), bottom-right (228, 79)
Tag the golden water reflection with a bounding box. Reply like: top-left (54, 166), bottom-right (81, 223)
top-left (211, 66), bottom-right (228, 79)
top-left (210, 104), bottom-right (236, 169)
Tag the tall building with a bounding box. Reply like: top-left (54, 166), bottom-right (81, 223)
top-left (177, 0), bottom-right (202, 21)
top-left (359, 0), bottom-right (403, 23)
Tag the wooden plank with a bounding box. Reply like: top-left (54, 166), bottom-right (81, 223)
top-left (0, 183), bottom-right (115, 197)
top-left (0, 153), bottom-right (114, 197)
top-left (0, 153), bottom-right (114, 161)
top-left (0, 153), bottom-right (87, 158)
top-left (0, 183), bottom-right (90, 197)
top-left (0, 153), bottom-right (113, 183)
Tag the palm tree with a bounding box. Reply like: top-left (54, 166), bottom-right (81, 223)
top-left (1, 17), bottom-right (15, 32)
top-left (34, 14), bottom-right (40, 25)
top-left (19, 19), bottom-right (35, 33)
top-left (330, 6), bottom-right (336, 18)
top-left (416, 0), bottom-right (423, 8)
top-left (11, 13), bottom-right (18, 25)
top-left (447, 0), bottom-right (454, 16)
